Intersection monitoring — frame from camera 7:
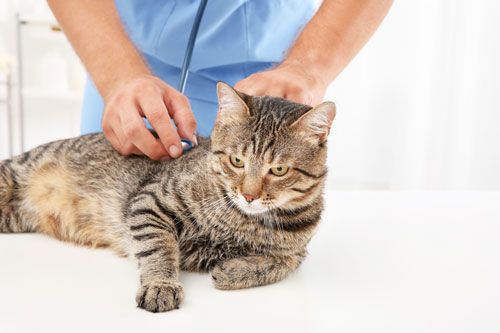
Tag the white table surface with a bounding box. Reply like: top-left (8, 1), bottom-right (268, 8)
top-left (1, 191), bottom-right (499, 333)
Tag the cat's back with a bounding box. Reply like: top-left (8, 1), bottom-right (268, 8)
top-left (7, 132), bottom-right (211, 188)
top-left (34, 133), bottom-right (164, 174)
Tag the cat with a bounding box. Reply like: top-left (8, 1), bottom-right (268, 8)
top-left (0, 82), bottom-right (335, 312)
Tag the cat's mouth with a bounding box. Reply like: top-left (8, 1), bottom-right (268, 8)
top-left (225, 191), bottom-right (272, 216)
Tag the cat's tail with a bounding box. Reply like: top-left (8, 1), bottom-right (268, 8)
top-left (0, 159), bottom-right (29, 233)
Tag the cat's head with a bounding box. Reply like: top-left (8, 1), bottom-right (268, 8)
top-left (210, 82), bottom-right (335, 215)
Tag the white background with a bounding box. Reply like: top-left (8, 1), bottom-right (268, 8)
top-left (1, 0), bottom-right (499, 191)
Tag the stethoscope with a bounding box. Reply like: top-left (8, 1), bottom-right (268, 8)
top-left (178, 0), bottom-right (208, 152)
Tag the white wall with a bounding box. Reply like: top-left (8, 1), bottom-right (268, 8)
top-left (325, 0), bottom-right (500, 190)
top-left (1, 0), bottom-right (499, 190)
top-left (0, 0), bottom-right (84, 159)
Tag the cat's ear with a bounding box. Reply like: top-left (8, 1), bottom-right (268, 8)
top-left (216, 81), bottom-right (250, 125)
top-left (290, 101), bottom-right (336, 144)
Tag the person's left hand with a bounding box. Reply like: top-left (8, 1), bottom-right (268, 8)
top-left (234, 61), bottom-right (328, 106)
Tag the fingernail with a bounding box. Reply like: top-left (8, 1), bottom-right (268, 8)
top-left (169, 145), bottom-right (181, 158)
top-left (191, 135), bottom-right (198, 146)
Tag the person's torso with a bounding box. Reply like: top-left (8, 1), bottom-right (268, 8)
top-left (115, 0), bottom-right (319, 70)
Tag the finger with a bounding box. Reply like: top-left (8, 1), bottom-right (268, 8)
top-left (119, 102), bottom-right (169, 160)
top-left (233, 79), bottom-right (248, 92)
top-left (285, 90), bottom-right (313, 105)
top-left (139, 93), bottom-right (183, 157)
top-left (113, 122), bottom-right (142, 156)
top-left (103, 112), bottom-right (126, 154)
top-left (234, 78), bottom-right (267, 96)
top-left (264, 87), bottom-right (287, 99)
top-left (103, 123), bottom-right (124, 154)
top-left (106, 108), bottom-right (143, 155)
top-left (309, 93), bottom-right (324, 106)
top-left (162, 91), bottom-right (198, 146)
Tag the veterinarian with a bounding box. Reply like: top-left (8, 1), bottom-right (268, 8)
top-left (48, 0), bottom-right (392, 160)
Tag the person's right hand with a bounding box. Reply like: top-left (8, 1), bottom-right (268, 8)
top-left (102, 74), bottom-right (197, 160)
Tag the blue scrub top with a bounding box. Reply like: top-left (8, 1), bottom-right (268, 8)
top-left (81, 0), bottom-right (318, 136)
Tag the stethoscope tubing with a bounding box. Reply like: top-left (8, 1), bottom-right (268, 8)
top-left (176, 0), bottom-right (208, 151)
top-left (178, 0), bottom-right (208, 94)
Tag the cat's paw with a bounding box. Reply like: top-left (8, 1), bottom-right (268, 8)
top-left (136, 280), bottom-right (184, 312)
top-left (210, 258), bottom-right (256, 290)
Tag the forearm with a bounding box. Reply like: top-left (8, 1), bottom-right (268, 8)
top-left (284, 0), bottom-right (393, 86)
top-left (47, 0), bottom-right (150, 99)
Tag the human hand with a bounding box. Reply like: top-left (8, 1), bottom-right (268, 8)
top-left (234, 61), bottom-right (328, 106)
top-left (102, 74), bottom-right (197, 160)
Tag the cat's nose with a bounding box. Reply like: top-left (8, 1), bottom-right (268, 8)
top-left (242, 193), bottom-right (257, 203)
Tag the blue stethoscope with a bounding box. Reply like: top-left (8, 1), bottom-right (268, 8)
top-left (179, 0), bottom-right (208, 152)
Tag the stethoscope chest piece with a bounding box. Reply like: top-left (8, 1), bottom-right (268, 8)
top-left (180, 139), bottom-right (194, 152)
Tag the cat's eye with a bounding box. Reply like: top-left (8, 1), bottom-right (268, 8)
top-left (229, 156), bottom-right (245, 168)
top-left (270, 165), bottom-right (289, 176)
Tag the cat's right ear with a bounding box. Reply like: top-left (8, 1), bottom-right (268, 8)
top-left (290, 101), bottom-right (336, 144)
top-left (216, 82), bottom-right (250, 125)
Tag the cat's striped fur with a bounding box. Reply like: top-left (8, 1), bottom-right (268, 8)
top-left (0, 83), bottom-right (335, 312)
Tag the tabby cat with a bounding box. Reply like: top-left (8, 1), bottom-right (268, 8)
top-left (0, 82), bottom-right (335, 312)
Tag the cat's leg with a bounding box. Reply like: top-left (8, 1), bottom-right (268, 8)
top-left (0, 160), bottom-right (32, 233)
top-left (210, 253), bottom-right (305, 290)
top-left (127, 208), bottom-right (183, 312)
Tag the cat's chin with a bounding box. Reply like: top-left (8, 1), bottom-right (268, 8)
top-left (232, 198), bottom-right (271, 216)
top-left (237, 205), bottom-right (270, 216)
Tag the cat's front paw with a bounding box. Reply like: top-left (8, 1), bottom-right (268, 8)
top-left (136, 280), bottom-right (184, 312)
